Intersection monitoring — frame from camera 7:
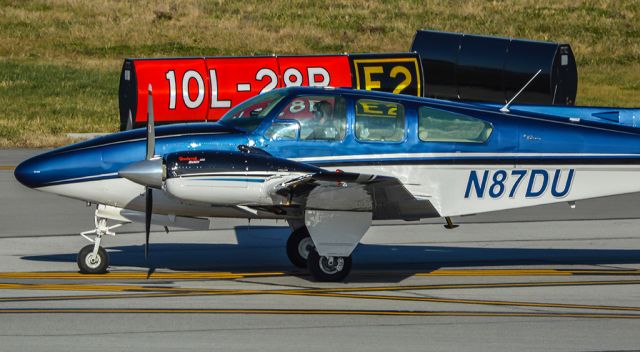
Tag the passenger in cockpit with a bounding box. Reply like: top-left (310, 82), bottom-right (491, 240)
top-left (306, 100), bottom-right (339, 141)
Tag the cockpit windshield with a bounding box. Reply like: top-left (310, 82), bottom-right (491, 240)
top-left (218, 90), bottom-right (287, 132)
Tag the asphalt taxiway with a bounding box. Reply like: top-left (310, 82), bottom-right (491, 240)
top-left (1, 150), bottom-right (640, 351)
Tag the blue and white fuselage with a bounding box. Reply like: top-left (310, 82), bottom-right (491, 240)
top-left (13, 87), bottom-right (640, 280)
top-left (16, 87), bottom-right (640, 218)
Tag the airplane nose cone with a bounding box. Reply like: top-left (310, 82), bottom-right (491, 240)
top-left (14, 155), bottom-right (44, 188)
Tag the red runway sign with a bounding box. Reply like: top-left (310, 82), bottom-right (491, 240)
top-left (119, 53), bottom-right (421, 129)
top-left (118, 30), bottom-right (579, 130)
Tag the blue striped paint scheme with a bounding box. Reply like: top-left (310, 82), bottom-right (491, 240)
top-left (14, 87), bottom-right (640, 189)
top-left (190, 177), bottom-right (267, 183)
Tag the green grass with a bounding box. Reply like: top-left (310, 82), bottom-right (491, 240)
top-left (0, 0), bottom-right (639, 147)
top-left (0, 60), bottom-right (119, 146)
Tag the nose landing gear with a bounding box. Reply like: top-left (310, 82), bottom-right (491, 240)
top-left (77, 213), bottom-right (124, 274)
top-left (77, 244), bottom-right (109, 274)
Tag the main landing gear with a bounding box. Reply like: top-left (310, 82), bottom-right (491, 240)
top-left (285, 226), bottom-right (353, 282)
top-left (307, 249), bottom-right (352, 282)
top-left (286, 227), bottom-right (315, 268)
top-left (77, 214), bottom-right (123, 274)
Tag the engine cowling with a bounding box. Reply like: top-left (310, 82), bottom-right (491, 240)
top-left (163, 150), bottom-right (318, 205)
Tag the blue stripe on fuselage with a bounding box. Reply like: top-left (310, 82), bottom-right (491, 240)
top-left (190, 178), bottom-right (266, 183)
top-left (14, 87), bottom-right (640, 189)
top-left (21, 155), bottom-right (640, 188)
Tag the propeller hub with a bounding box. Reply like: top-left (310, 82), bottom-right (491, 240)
top-left (119, 158), bottom-right (164, 188)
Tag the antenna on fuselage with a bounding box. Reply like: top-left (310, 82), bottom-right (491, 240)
top-left (500, 68), bottom-right (542, 113)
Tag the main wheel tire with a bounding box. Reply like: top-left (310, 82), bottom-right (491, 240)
top-left (307, 249), bottom-right (352, 282)
top-left (77, 244), bottom-right (109, 274)
top-left (286, 228), bottom-right (315, 268)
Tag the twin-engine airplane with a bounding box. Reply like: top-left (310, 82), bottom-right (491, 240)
top-left (15, 85), bottom-right (640, 281)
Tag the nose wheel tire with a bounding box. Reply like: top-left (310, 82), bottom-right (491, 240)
top-left (77, 244), bottom-right (109, 274)
top-left (307, 249), bottom-right (352, 282)
top-left (286, 228), bottom-right (315, 268)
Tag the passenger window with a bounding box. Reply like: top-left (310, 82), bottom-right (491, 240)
top-left (270, 95), bottom-right (346, 141)
top-left (418, 106), bottom-right (493, 143)
top-left (355, 99), bottom-right (405, 142)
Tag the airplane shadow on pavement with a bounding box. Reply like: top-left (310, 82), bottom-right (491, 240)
top-left (22, 225), bottom-right (640, 283)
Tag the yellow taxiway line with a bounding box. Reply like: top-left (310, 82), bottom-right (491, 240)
top-left (415, 269), bottom-right (640, 276)
top-left (2, 270), bottom-right (640, 318)
top-left (0, 308), bottom-right (639, 319)
top-left (3, 286), bottom-right (639, 313)
top-left (2, 268), bottom-right (640, 280)
top-left (3, 280), bottom-right (638, 295)
top-left (0, 165), bottom-right (15, 171)
top-left (2, 280), bottom-right (640, 313)
top-left (287, 292), bottom-right (640, 312)
top-left (0, 271), bottom-right (285, 280)
top-left (310, 279), bottom-right (640, 293)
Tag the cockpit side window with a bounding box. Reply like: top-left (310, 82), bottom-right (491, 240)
top-left (418, 106), bottom-right (493, 143)
top-left (218, 90), bottom-right (286, 132)
top-left (265, 95), bottom-right (347, 142)
top-left (355, 99), bottom-right (405, 142)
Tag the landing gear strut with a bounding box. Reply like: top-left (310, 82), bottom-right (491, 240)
top-left (77, 214), bottom-right (122, 274)
top-left (286, 227), bottom-right (315, 268)
top-left (307, 249), bottom-right (352, 282)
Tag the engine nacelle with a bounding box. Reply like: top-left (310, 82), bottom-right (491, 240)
top-left (163, 150), bottom-right (317, 206)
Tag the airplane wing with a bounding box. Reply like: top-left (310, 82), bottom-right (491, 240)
top-left (121, 149), bottom-right (440, 259)
top-left (272, 170), bottom-right (440, 221)
top-left (263, 168), bottom-right (440, 258)
top-left (141, 149), bottom-right (440, 222)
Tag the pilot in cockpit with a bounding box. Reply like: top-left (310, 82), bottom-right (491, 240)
top-left (306, 100), bottom-right (339, 141)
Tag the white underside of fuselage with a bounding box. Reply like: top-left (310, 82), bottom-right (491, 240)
top-left (37, 162), bottom-right (640, 220)
top-left (38, 178), bottom-right (256, 218)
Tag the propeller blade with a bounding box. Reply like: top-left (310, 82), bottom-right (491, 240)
top-left (144, 187), bottom-right (152, 260)
top-left (146, 84), bottom-right (155, 160)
